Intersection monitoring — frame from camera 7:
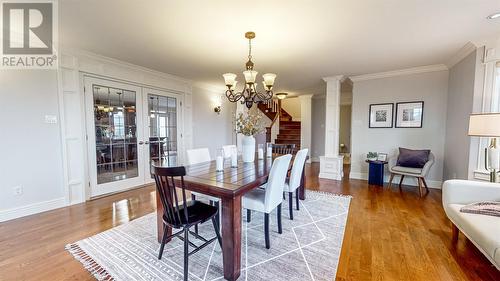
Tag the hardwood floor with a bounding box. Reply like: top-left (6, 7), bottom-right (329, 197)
top-left (0, 163), bottom-right (498, 281)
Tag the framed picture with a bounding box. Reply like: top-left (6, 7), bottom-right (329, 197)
top-left (377, 153), bottom-right (387, 162)
top-left (369, 103), bottom-right (394, 128)
top-left (395, 101), bottom-right (424, 128)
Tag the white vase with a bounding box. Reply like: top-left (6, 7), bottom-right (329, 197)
top-left (241, 135), bottom-right (256, 163)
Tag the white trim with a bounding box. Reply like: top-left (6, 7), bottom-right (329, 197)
top-left (446, 42), bottom-right (477, 68)
top-left (0, 198), bottom-right (66, 222)
top-left (62, 47), bottom-right (192, 84)
top-left (350, 64), bottom-right (448, 82)
top-left (349, 172), bottom-right (442, 189)
top-left (322, 75), bottom-right (345, 83)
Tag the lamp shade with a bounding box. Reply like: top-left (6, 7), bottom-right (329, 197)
top-left (243, 70), bottom-right (258, 83)
top-left (262, 73), bottom-right (276, 86)
top-left (468, 113), bottom-right (500, 137)
top-left (223, 73), bottom-right (237, 86)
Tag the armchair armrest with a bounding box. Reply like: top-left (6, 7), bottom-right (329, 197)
top-left (442, 180), bottom-right (500, 207)
top-left (420, 158), bottom-right (434, 177)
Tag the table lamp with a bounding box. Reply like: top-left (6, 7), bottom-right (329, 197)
top-left (468, 113), bottom-right (500, 182)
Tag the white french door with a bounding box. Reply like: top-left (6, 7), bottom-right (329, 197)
top-left (84, 76), bottom-right (182, 197)
top-left (142, 88), bottom-right (182, 184)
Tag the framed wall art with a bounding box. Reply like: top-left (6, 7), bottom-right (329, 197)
top-left (395, 101), bottom-right (424, 128)
top-left (369, 103), bottom-right (394, 128)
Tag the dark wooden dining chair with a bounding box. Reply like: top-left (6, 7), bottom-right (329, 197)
top-left (272, 143), bottom-right (296, 154)
top-left (152, 165), bottom-right (222, 281)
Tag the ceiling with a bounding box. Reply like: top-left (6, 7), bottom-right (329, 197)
top-left (60, 0), bottom-right (500, 95)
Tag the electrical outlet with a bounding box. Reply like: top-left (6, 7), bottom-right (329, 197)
top-left (13, 186), bottom-right (23, 196)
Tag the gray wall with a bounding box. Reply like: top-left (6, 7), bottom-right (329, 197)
top-left (192, 86), bottom-right (235, 158)
top-left (444, 50), bottom-right (476, 180)
top-left (0, 70), bottom-right (65, 210)
top-left (351, 70), bottom-right (449, 187)
top-left (339, 105), bottom-right (352, 152)
top-left (311, 96), bottom-right (326, 160)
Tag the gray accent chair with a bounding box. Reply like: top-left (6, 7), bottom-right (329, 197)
top-left (388, 152), bottom-right (435, 197)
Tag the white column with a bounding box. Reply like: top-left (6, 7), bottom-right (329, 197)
top-left (319, 75), bottom-right (344, 180)
top-left (299, 94), bottom-right (313, 162)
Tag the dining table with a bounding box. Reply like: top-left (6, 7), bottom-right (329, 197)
top-left (155, 154), bottom-right (307, 281)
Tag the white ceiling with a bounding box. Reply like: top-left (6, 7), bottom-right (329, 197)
top-left (60, 0), bottom-right (500, 95)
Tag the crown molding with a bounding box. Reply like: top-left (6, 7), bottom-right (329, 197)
top-left (192, 81), bottom-right (226, 92)
top-left (322, 75), bottom-right (345, 83)
top-left (61, 46), bottom-right (193, 84)
top-left (350, 64), bottom-right (448, 82)
top-left (446, 42), bottom-right (477, 68)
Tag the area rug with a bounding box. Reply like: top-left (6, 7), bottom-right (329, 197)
top-left (66, 191), bottom-right (351, 281)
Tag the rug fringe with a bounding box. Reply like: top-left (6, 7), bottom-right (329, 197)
top-left (65, 243), bottom-right (114, 281)
top-left (306, 190), bottom-right (353, 199)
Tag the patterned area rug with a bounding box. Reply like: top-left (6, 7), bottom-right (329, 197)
top-left (66, 191), bottom-right (351, 281)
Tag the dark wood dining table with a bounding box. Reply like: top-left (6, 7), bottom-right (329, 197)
top-left (155, 154), bottom-right (306, 281)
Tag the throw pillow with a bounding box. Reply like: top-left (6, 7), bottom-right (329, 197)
top-left (397, 148), bottom-right (430, 168)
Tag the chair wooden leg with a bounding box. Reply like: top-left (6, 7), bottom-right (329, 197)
top-left (295, 189), bottom-right (300, 210)
top-left (417, 178), bottom-right (423, 197)
top-left (288, 192), bottom-right (294, 220)
top-left (183, 228), bottom-right (189, 281)
top-left (451, 223), bottom-right (459, 242)
top-left (422, 178), bottom-right (429, 191)
top-left (277, 203), bottom-right (282, 234)
top-left (264, 213), bottom-right (270, 249)
top-left (388, 173), bottom-right (395, 188)
top-left (399, 175), bottom-right (405, 188)
top-left (158, 224), bottom-right (168, 260)
top-left (247, 209), bottom-right (251, 223)
top-left (211, 217), bottom-right (223, 249)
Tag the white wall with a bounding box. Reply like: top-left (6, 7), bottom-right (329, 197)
top-left (192, 86), bottom-right (235, 158)
top-left (311, 96), bottom-right (326, 160)
top-left (281, 98), bottom-right (301, 121)
top-left (0, 71), bottom-right (66, 220)
top-left (350, 70), bottom-right (449, 188)
top-left (444, 50), bottom-right (476, 180)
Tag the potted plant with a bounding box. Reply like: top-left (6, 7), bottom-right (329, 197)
top-left (366, 152), bottom-right (378, 161)
top-left (235, 111), bottom-right (264, 162)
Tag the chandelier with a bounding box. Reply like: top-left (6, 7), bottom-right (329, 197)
top-left (223, 31), bottom-right (276, 109)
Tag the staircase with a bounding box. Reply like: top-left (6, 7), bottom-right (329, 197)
top-left (257, 100), bottom-right (301, 151)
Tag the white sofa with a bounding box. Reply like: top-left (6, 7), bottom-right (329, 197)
top-left (442, 180), bottom-right (500, 270)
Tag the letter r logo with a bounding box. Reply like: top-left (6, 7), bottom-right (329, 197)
top-left (2, 2), bottom-right (53, 54)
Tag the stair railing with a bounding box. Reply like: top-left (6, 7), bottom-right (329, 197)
top-left (264, 99), bottom-right (280, 143)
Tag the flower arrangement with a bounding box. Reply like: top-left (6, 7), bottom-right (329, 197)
top-left (235, 112), bottom-right (264, 136)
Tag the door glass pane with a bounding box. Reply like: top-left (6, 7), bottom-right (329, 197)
top-left (93, 85), bottom-right (138, 184)
top-left (148, 94), bottom-right (178, 170)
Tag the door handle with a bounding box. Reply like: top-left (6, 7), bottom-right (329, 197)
top-left (145, 141), bottom-right (150, 145)
top-left (138, 141), bottom-right (144, 145)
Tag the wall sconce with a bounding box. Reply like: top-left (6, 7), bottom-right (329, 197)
top-left (214, 105), bottom-right (221, 114)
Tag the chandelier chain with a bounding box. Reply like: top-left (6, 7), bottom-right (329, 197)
top-left (248, 38), bottom-right (252, 61)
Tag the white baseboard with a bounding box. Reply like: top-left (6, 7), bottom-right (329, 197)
top-left (349, 172), bottom-right (442, 189)
top-left (0, 197), bottom-right (67, 222)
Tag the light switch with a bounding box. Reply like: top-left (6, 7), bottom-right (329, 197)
top-left (45, 115), bottom-right (58, 124)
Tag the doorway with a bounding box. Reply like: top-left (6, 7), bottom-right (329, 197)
top-left (84, 76), bottom-right (181, 197)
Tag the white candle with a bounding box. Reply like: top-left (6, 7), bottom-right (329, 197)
top-left (216, 156), bottom-right (224, 172)
top-left (231, 152), bottom-right (238, 167)
top-left (266, 146), bottom-right (272, 158)
top-left (258, 148), bottom-right (264, 159)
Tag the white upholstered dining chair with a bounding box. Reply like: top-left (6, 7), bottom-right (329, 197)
top-left (283, 148), bottom-right (308, 220)
top-left (186, 148), bottom-right (220, 233)
top-left (222, 145), bottom-right (236, 158)
top-left (243, 154), bottom-right (292, 249)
